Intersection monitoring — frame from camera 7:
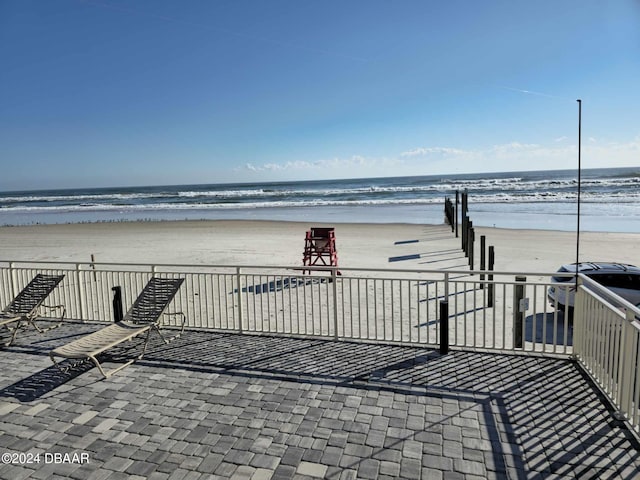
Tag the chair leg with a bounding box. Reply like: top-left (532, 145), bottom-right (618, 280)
top-left (30, 305), bottom-right (66, 333)
top-left (49, 315), bottom-right (183, 380)
top-left (51, 350), bottom-right (136, 379)
top-left (156, 312), bottom-right (186, 344)
top-left (88, 355), bottom-right (135, 379)
top-left (49, 352), bottom-right (67, 374)
top-left (7, 320), bottom-right (23, 346)
top-left (0, 316), bottom-right (23, 346)
top-left (138, 328), bottom-right (153, 359)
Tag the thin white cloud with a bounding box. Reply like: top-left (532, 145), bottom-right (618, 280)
top-left (498, 86), bottom-right (573, 101)
top-left (237, 138), bottom-right (640, 178)
top-left (238, 155), bottom-right (394, 174)
top-left (400, 146), bottom-right (468, 157)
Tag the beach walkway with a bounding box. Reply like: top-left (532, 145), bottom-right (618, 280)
top-left (1, 322), bottom-right (638, 480)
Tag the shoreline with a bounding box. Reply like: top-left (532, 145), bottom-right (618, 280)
top-left (2, 200), bottom-right (640, 233)
top-left (1, 219), bottom-right (638, 274)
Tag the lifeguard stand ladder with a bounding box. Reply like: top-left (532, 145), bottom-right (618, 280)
top-left (303, 227), bottom-right (339, 274)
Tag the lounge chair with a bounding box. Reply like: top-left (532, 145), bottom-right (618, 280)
top-left (50, 277), bottom-right (186, 378)
top-left (0, 273), bottom-right (66, 346)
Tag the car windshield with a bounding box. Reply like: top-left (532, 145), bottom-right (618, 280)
top-left (589, 273), bottom-right (640, 289)
top-left (552, 266), bottom-right (575, 283)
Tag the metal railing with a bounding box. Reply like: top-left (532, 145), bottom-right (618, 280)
top-left (574, 276), bottom-right (640, 437)
top-left (2, 259), bottom-right (638, 434)
top-left (0, 260), bottom-right (575, 354)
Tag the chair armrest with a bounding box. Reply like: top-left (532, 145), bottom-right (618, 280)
top-left (40, 304), bottom-right (66, 321)
top-left (162, 311), bottom-right (187, 333)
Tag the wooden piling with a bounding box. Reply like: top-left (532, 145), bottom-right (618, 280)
top-left (461, 193), bottom-right (467, 251)
top-left (444, 197), bottom-right (455, 232)
top-left (455, 190), bottom-right (459, 238)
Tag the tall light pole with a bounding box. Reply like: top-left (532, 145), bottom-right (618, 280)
top-left (576, 99), bottom-right (582, 276)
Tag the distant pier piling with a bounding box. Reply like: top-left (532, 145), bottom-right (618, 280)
top-left (444, 197), bottom-right (455, 232)
top-left (443, 190), bottom-right (496, 300)
top-left (455, 191), bottom-right (459, 238)
top-left (445, 191), bottom-right (496, 302)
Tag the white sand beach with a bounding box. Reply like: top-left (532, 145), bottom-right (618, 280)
top-left (0, 220), bottom-right (637, 273)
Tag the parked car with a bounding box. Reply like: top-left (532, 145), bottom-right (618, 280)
top-left (547, 262), bottom-right (640, 312)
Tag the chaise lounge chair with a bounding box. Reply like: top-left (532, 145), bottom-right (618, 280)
top-left (50, 277), bottom-right (186, 378)
top-left (1, 273), bottom-right (66, 346)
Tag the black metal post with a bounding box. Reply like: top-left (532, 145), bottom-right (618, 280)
top-left (576, 99), bottom-right (582, 281)
top-left (469, 224), bottom-right (474, 271)
top-left (112, 286), bottom-right (123, 322)
top-left (90, 253), bottom-right (97, 282)
top-left (439, 300), bottom-right (449, 354)
top-left (488, 246), bottom-right (495, 307)
top-left (514, 276), bottom-right (526, 349)
top-left (480, 235), bottom-right (486, 289)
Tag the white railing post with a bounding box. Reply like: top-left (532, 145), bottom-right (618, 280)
top-left (75, 263), bottom-right (85, 321)
top-left (618, 308), bottom-right (636, 420)
top-left (9, 261), bottom-right (16, 301)
top-left (573, 276), bottom-right (585, 360)
top-left (236, 267), bottom-right (243, 333)
top-left (332, 267), bottom-right (338, 340)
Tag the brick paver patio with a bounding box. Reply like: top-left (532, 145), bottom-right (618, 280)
top-left (0, 322), bottom-right (639, 479)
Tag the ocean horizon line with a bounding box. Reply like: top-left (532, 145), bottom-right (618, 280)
top-left (3, 165), bottom-right (637, 195)
top-left (1, 166), bottom-right (639, 232)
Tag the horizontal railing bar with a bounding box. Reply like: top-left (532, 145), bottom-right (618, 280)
top-left (1, 259), bottom-right (575, 279)
top-left (580, 276), bottom-right (640, 318)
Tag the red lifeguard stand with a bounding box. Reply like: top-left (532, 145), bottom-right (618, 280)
top-left (303, 227), bottom-right (339, 274)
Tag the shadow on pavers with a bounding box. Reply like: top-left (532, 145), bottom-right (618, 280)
top-left (0, 362), bottom-right (94, 402)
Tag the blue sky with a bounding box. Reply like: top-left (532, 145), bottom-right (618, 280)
top-left (1, 0), bottom-right (639, 190)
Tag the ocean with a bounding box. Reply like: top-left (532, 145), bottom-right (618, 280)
top-left (1, 167), bottom-right (639, 232)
